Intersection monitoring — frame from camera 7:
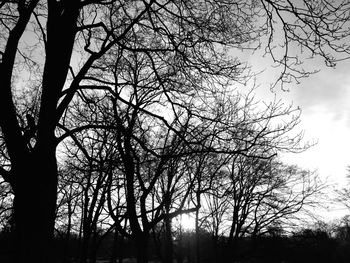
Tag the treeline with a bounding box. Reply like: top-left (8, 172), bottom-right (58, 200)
top-left (3, 219), bottom-right (350, 263)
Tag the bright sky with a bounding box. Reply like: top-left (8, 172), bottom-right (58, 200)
top-left (253, 58), bottom-right (350, 222)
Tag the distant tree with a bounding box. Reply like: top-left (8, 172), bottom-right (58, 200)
top-left (240, 160), bottom-right (320, 233)
top-left (55, 168), bottom-right (81, 263)
top-left (291, 227), bottom-right (337, 263)
top-left (57, 125), bottom-right (121, 263)
top-left (200, 155), bottom-right (324, 262)
top-left (335, 167), bottom-right (350, 212)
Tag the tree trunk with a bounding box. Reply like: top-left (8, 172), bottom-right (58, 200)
top-left (110, 228), bottom-right (125, 263)
top-left (135, 233), bottom-right (149, 263)
top-left (63, 195), bottom-right (73, 263)
top-left (164, 216), bottom-right (173, 263)
top-left (226, 237), bottom-right (239, 263)
top-left (0, 2), bottom-right (80, 263)
top-left (175, 223), bottom-right (184, 263)
top-left (12, 151), bottom-right (58, 263)
top-left (110, 228), bottom-right (118, 263)
top-left (80, 230), bottom-right (90, 263)
top-left (212, 235), bottom-right (219, 263)
top-left (195, 208), bottom-right (200, 263)
top-left (89, 230), bottom-right (99, 263)
top-left (118, 234), bottom-right (125, 263)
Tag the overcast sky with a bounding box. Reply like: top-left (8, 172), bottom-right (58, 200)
top-left (252, 57), bottom-right (350, 221)
top-left (283, 62), bottom-right (350, 184)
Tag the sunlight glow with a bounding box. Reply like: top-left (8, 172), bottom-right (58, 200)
top-left (179, 214), bottom-right (195, 231)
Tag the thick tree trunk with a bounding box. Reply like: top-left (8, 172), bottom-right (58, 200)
top-left (225, 237), bottom-right (239, 263)
top-left (12, 151), bottom-right (58, 263)
top-left (112, 223), bottom-right (127, 263)
top-left (118, 234), bottom-right (125, 263)
top-left (89, 231), bottom-right (99, 263)
top-left (135, 233), bottom-right (149, 263)
top-left (110, 229), bottom-right (119, 263)
top-left (79, 226), bottom-right (91, 263)
top-left (212, 235), bottom-right (219, 263)
top-left (0, 2), bottom-right (79, 263)
top-left (164, 216), bottom-right (173, 263)
top-left (109, 228), bottom-right (125, 263)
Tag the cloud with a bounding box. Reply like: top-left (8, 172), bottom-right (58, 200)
top-left (290, 62), bottom-right (350, 124)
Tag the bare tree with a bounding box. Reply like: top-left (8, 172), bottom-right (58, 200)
top-left (1, 1), bottom-right (350, 262)
top-left (57, 125), bottom-right (120, 263)
top-left (55, 168), bottom-right (82, 263)
top-left (200, 155), bottom-right (324, 262)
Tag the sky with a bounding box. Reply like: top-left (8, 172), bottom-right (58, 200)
top-left (281, 63), bottom-right (350, 186)
top-left (252, 57), bottom-right (350, 222)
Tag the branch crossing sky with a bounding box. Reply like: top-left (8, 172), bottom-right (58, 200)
top-left (255, 58), bottom-right (350, 221)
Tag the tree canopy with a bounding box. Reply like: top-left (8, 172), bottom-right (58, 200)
top-left (1, 1), bottom-right (350, 263)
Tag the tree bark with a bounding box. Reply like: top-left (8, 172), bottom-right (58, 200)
top-left (164, 215), bottom-right (173, 263)
top-left (135, 233), bottom-right (149, 263)
top-left (1, 2), bottom-right (80, 261)
top-left (195, 208), bottom-right (200, 263)
top-left (63, 192), bottom-right (73, 263)
top-left (79, 213), bottom-right (92, 263)
top-left (12, 150), bottom-right (58, 263)
top-left (110, 228), bottom-right (119, 263)
top-left (118, 234), bottom-right (125, 263)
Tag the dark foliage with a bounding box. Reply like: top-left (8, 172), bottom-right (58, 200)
top-left (0, 226), bottom-right (348, 263)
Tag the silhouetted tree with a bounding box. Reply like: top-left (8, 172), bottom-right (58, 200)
top-left (199, 154), bottom-right (323, 262)
top-left (55, 169), bottom-right (81, 263)
top-left (1, 1), bottom-right (350, 262)
top-left (57, 125), bottom-right (121, 263)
